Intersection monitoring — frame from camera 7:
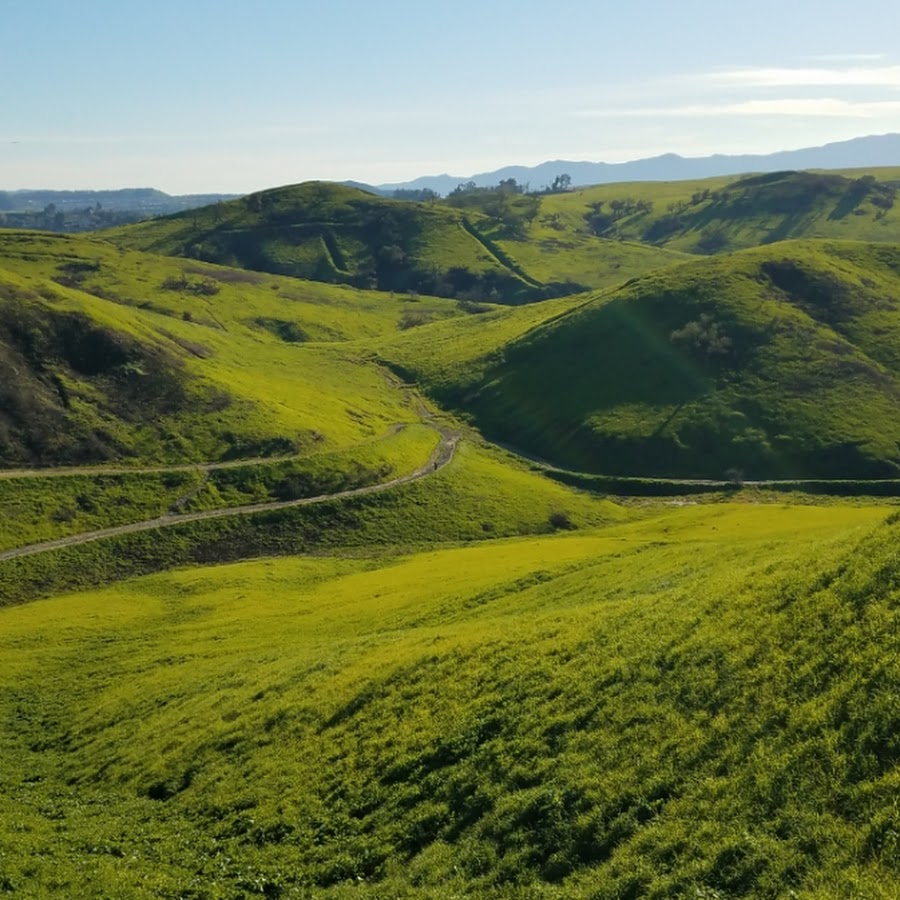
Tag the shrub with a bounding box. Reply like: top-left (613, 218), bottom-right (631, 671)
top-left (549, 510), bottom-right (575, 530)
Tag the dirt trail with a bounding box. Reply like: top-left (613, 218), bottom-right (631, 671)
top-left (0, 430), bottom-right (458, 563)
top-left (459, 218), bottom-right (543, 288)
top-left (0, 454), bottom-right (299, 481)
top-left (0, 421), bottom-right (419, 482)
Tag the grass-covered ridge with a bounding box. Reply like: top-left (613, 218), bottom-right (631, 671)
top-left (533, 168), bottom-right (900, 256)
top-left (0, 230), bottom-right (461, 466)
top-left (387, 239), bottom-right (900, 479)
top-left (104, 170), bottom-right (900, 306)
top-left (2, 503), bottom-right (898, 897)
top-left (104, 180), bottom-right (697, 301)
top-left (104, 182), bottom-right (575, 304)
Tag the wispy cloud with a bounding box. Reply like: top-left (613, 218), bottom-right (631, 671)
top-left (575, 98), bottom-right (900, 119)
top-left (711, 65), bottom-right (900, 88)
top-left (809, 53), bottom-right (885, 63)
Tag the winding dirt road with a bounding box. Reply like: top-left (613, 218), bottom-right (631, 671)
top-left (0, 453), bottom-right (301, 481)
top-left (0, 429), bottom-right (458, 563)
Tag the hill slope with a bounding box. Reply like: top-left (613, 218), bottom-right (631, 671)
top-left (535, 169), bottom-right (900, 257)
top-left (101, 171), bottom-right (900, 308)
top-left (104, 181), bottom-right (685, 301)
top-left (9, 229), bottom-right (900, 480)
top-left (2, 504), bottom-right (898, 896)
top-left (383, 239), bottom-right (900, 479)
top-left (104, 182), bottom-right (563, 303)
top-left (0, 231), bottom-right (459, 467)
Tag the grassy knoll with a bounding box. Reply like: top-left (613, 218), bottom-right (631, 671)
top-left (104, 182), bottom-right (554, 303)
top-left (182, 422), bottom-right (440, 511)
top-left (386, 239), bottom-right (900, 479)
top-left (104, 181), bottom-right (696, 301)
top-left (0, 441), bottom-right (621, 604)
top-left (2, 502), bottom-right (898, 897)
top-left (0, 231), bottom-right (460, 467)
top-left (100, 171), bottom-right (900, 309)
top-left (537, 168), bottom-right (900, 256)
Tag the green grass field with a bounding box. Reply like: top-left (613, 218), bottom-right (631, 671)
top-left (0, 469), bottom-right (201, 552)
top-left (2, 502), bottom-right (898, 897)
top-left (534, 168), bottom-right (900, 255)
top-left (0, 440), bottom-right (623, 605)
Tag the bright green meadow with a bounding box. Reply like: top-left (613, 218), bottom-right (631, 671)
top-left (2, 504), bottom-right (899, 897)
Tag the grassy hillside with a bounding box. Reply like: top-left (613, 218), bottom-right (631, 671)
top-left (102, 170), bottom-right (900, 311)
top-left (8, 228), bottom-right (900, 480)
top-left (103, 182), bottom-right (560, 303)
top-left (377, 291), bottom-right (592, 390)
top-left (0, 231), bottom-right (460, 467)
top-left (537, 169), bottom-right (900, 256)
top-left (384, 239), bottom-right (900, 479)
top-left (3, 503), bottom-right (899, 897)
top-left (0, 266), bottom-right (241, 466)
top-left (8, 167), bottom-right (900, 900)
top-left (105, 181), bottom-right (688, 301)
top-left (0, 423), bottom-right (443, 553)
top-left (0, 440), bottom-right (622, 605)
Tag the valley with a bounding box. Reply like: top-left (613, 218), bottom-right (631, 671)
top-left (2, 166), bottom-right (900, 898)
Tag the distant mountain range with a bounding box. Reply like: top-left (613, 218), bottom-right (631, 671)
top-left (0, 188), bottom-right (240, 214)
top-left (365, 133), bottom-right (900, 196)
top-left (3, 134), bottom-right (898, 219)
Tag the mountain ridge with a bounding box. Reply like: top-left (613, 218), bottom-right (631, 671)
top-left (370, 133), bottom-right (900, 196)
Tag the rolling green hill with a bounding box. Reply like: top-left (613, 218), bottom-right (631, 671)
top-left (382, 239), bottom-right (900, 479)
top-left (102, 170), bottom-right (900, 312)
top-left (534, 168), bottom-right (900, 256)
top-left (104, 181), bottom-right (685, 302)
top-left (2, 503), bottom-right (898, 897)
top-left (0, 230), bottom-right (461, 467)
top-left (8, 227), bottom-right (900, 480)
top-left (104, 182), bottom-right (564, 303)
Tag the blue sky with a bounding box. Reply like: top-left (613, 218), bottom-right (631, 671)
top-left (2, 0), bottom-right (899, 192)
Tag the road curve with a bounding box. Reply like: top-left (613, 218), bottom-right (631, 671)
top-left (0, 430), bottom-right (458, 563)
